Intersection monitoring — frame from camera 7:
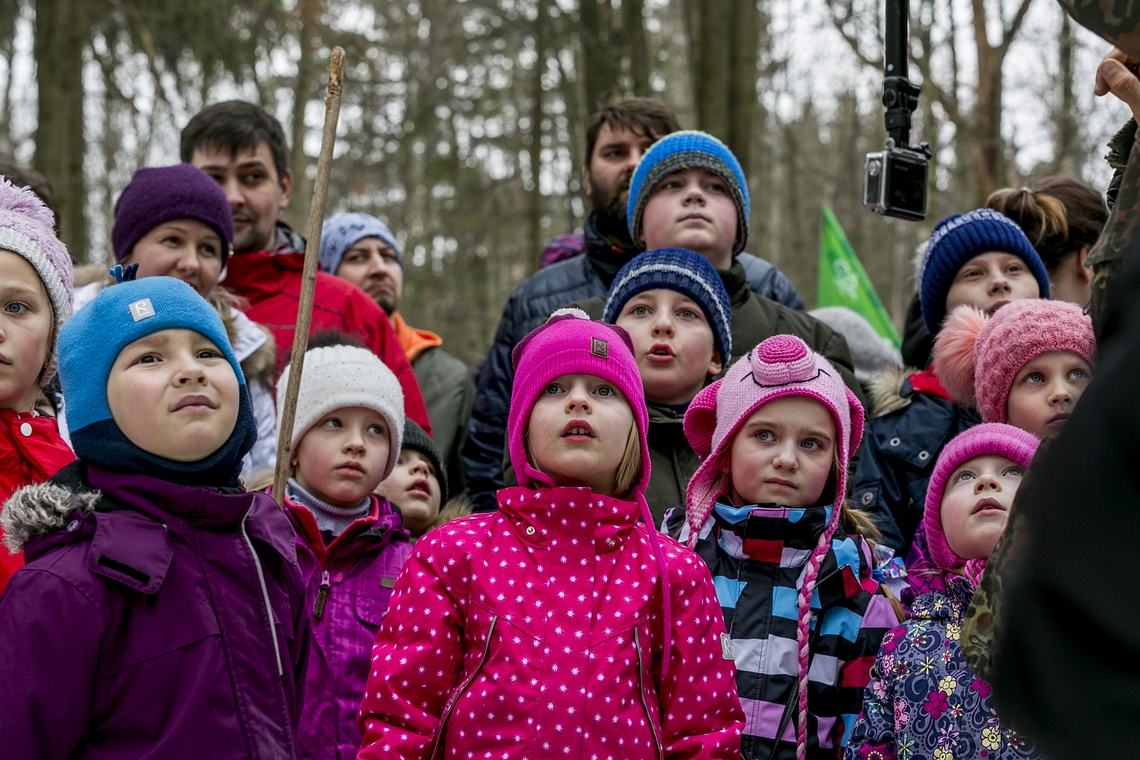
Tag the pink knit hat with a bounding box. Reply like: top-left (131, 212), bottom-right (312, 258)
top-left (924, 423), bottom-right (1039, 569)
top-left (934, 299), bottom-right (1095, 424)
top-left (508, 308), bottom-right (649, 495)
top-left (683, 334), bottom-right (863, 759)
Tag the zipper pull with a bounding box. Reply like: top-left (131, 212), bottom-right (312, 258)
top-left (314, 570), bottom-right (331, 620)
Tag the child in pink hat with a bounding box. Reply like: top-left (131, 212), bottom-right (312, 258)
top-left (934, 298), bottom-right (1095, 438)
top-left (357, 309), bottom-right (744, 759)
top-left (670, 334), bottom-right (900, 760)
top-left (846, 423), bottom-right (1041, 759)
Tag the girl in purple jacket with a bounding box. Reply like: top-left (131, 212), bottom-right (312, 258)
top-left (271, 333), bottom-right (413, 760)
top-left (0, 272), bottom-right (309, 760)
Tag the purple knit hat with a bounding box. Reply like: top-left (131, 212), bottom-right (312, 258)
top-left (112, 164), bottom-right (234, 265)
top-left (934, 299), bottom-right (1096, 424)
top-left (683, 334), bottom-right (864, 758)
top-left (924, 423), bottom-right (1039, 570)
top-left (0, 177), bottom-right (73, 384)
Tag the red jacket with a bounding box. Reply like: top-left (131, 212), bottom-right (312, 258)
top-left (223, 250), bottom-right (432, 436)
top-left (357, 485), bottom-right (745, 759)
top-left (0, 410), bottom-right (75, 592)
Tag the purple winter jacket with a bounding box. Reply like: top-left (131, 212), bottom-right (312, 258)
top-left (0, 461), bottom-right (310, 760)
top-left (280, 492), bottom-right (413, 760)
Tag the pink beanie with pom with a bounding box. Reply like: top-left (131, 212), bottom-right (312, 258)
top-left (924, 423), bottom-right (1039, 569)
top-left (933, 299), bottom-right (1095, 424)
top-left (0, 177), bottom-right (73, 383)
top-left (683, 334), bottom-right (864, 759)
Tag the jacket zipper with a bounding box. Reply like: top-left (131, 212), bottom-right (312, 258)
top-left (430, 615), bottom-right (497, 760)
top-left (634, 627), bottom-right (664, 760)
top-left (314, 570), bottom-right (331, 620)
top-left (241, 513), bottom-right (284, 676)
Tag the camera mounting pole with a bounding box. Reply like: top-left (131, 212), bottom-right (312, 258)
top-left (882, 0), bottom-right (928, 157)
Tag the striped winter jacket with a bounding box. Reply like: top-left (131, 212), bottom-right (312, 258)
top-left (668, 501), bottom-right (901, 760)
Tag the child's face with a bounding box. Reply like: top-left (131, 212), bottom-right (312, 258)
top-left (944, 252), bottom-right (1040, 317)
top-left (293, 407), bottom-right (391, 509)
top-left (614, 288), bottom-right (722, 406)
top-left (376, 448), bottom-right (441, 534)
top-left (107, 328), bottom-right (240, 461)
top-left (126, 218), bottom-right (225, 296)
top-left (526, 373), bottom-right (634, 495)
top-left (724, 395), bottom-right (836, 508)
top-left (941, 454), bottom-right (1024, 562)
top-left (0, 250), bottom-right (53, 413)
top-left (1006, 351), bottom-right (1092, 438)
top-left (640, 168), bottom-right (738, 270)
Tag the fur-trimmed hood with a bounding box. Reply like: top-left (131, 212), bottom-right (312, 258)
top-left (1, 478), bottom-right (98, 553)
top-left (866, 364), bottom-right (920, 418)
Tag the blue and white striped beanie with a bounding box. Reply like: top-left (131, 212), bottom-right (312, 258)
top-left (626, 130), bottom-right (750, 255)
top-left (918, 208), bottom-right (1050, 334)
top-left (603, 247), bottom-right (732, 363)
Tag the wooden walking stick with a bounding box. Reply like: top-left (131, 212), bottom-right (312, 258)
top-left (273, 46), bottom-right (346, 507)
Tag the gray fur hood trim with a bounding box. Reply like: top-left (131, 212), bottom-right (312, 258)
top-left (867, 365), bottom-right (920, 419)
top-left (1, 481), bottom-right (99, 553)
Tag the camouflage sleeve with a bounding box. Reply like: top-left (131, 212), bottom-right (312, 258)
top-left (1086, 116), bottom-right (1140, 337)
top-left (1056, 0), bottom-right (1140, 58)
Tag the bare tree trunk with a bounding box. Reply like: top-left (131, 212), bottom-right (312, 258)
top-left (728, 0), bottom-right (759, 176)
top-left (33, 0), bottom-right (89, 259)
top-left (579, 0), bottom-right (615, 109)
top-left (622, 0), bottom-right (649, 95)
top-left (286, 0), bottom-right (319, 232)
top-left (1053, 13), bottom-right (1080, 176)
top-left (528, 0), bottom-right (546, 267)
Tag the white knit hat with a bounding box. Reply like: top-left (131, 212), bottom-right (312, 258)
top-left (278, 345), bottom-right (405, 481)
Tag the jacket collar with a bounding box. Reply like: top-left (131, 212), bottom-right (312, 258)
top-left (284, 493), bottom-right (408, 564)
top-left (497, 485), bottom-right (641, 554)
top-left (912, 574), bottom-right (975, 621)
top-left (583, 212), bottom-right (641, 288)
top-left (716, 259), bottom-right (750, 305)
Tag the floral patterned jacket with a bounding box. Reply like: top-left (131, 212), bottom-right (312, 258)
top-left (844, 575), bottom-right (1040, 760)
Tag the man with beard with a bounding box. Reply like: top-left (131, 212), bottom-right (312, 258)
top-left (180, 101), bottom-right (433, 435)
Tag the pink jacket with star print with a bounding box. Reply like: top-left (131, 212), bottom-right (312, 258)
top-left (356, 484), bottom-right (745, 759)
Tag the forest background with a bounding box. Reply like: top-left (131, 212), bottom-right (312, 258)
top-left (0, 0), bottom-right (1128, 368)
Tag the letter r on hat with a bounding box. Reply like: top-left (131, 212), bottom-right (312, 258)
top-left (129, 298), bottom-right (156, 322)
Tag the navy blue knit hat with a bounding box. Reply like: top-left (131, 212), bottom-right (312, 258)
top-left (59, 270), bottom-right (256, 487)
top-left (319, 212), bottom-right (402, 275)
top-left (112, 164), bottom-right (235, 265)
top-left (918, 208), bottom-right (1050, 334)
top-left (626, 130), bottom-right (749, 255)
top-left (603, 247), bottom-right (732, 363)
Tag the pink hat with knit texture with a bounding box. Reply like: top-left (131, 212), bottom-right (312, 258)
top-left (934, 299), bottom-right (1095, 424)
top-left (683, 334), bottom-right (864, 539)
top-left (924, 423), bottom-right (1039, 569)
top-left (508, 308), bottom-right (649, 495)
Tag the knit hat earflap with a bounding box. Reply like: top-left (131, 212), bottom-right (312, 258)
top-left (603, 247), bottom-right (732, 364)
top-left (112, 164), bottom-right (235, 265)
top-left (278, 343), bottom-right (405, 482)
top-left (401, 418), bottom-right (448, 504)
top-left (0, 176), bottom-right (73, 385)
top-left (933, 299), bottom-right (1096, 424)
top-left (319, 212), bottom-right (402, 275)
top-left (918, 208), bottom-right (1050, 334)
top-left (58, 272), bottom-right (255, 487)
top-left (924, 423), bottom-right (1039, 570)
top-left (626, 130), bottom-right (749, 255)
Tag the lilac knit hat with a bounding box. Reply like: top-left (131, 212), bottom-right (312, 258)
top-left (924, 423), bottom-right (1039, 570)
top-left (933, 299), bottom-right (1096, 424)
top-left (112, 164), bottom-right (234, 265)
top-left (683, 334), bottom-right (864, 758)
top-left (0, 177), bottom-right (73, 384)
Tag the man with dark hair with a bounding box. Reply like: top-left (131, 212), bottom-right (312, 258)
top-left (181, 100), bottom-right (433, 435)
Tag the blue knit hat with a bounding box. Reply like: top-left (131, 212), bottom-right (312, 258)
top-left (319, 212), bottom-right (402, 275)
top-left (59, 270), bottom-right (255, 487)
top-left (626, 130), bottom-right (749, 255)
top-left (918, 209), bottom-right (1050, 334)
top-left (603, 247), bottom-right (732, 363)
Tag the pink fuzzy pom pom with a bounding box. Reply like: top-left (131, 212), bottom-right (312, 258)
top-left (932, 304), bottom-right (988, 406)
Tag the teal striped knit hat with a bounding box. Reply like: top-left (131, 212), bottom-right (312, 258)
top-left (626, 130), bottom-right (749, 255)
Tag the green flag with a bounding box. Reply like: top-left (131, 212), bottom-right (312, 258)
top-left (817, 207), bottom-right (901, 348)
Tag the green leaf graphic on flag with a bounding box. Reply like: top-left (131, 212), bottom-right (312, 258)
top-left (818, 207), bottom-right (901, 348)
